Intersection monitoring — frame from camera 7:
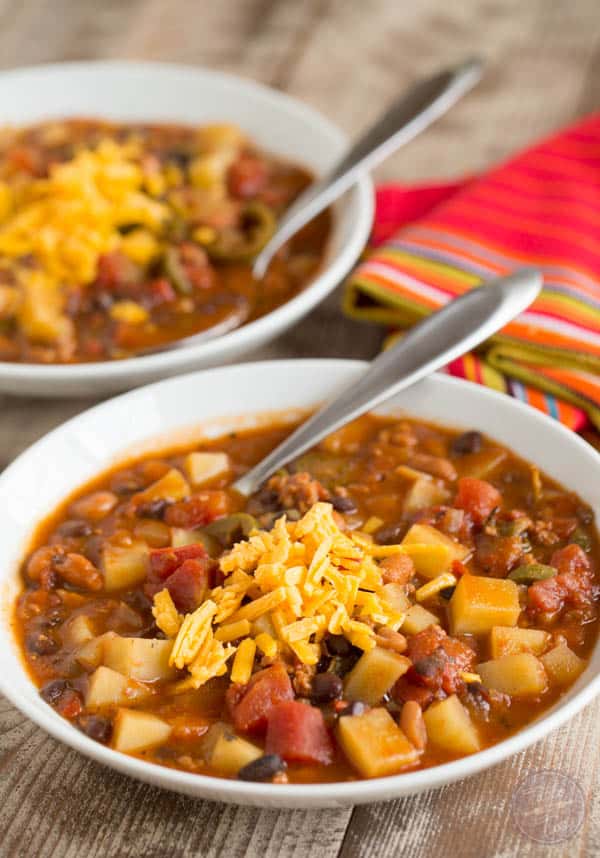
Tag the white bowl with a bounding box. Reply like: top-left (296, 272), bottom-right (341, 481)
top-left (2, 360), bottom-right (600, 808)
top-left (0, 62), bottom-right (373, 397)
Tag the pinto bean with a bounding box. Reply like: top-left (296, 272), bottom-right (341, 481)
top-left (408, 453), bottom-right (457, 482)
top-left (380, 553), bottom-right (414, 585)
top-left (400, 700), bottom-right (427, 750)
top-left (53, 552), bottom-right (103, 591)
top-left (70, 491), bottom-right (118, 522)
top-left (374, 627), bottom-right (407, 653)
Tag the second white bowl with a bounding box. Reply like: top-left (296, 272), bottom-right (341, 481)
top-left (0, 62), bottom-right (373, 396)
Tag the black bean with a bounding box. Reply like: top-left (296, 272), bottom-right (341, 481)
top-left (375, 522), bottom-right (405, 545)
top-left (84, 535), bottom-right (105, 567)
top-left (439, 586), bottom-right (456, 601)
top-left (26, 629), bottom-right (58, 655)
top-left (412, 656), bottom-right (442, 678)
top-left (330, 495), bottom-right (358, 514)
top-left (56, 519), bottom-right (93, 539)
top-left (136, 499), bottom-right (169, 520)
top-left (310, 672), bottom-right (343, 705)
top-left (123, 590), bottom-right (153, 616)
top-left (338, 701), bottom-right (367, 718)
top-left (451, 430), bottom-right (483, 456)
top-left (40, 679), bottom-right (69, 707)
top-left (325, 634), bottom-right (353, 657)
top-left (111, 470), bottom-right (145, 495)
top-left (77, 714), bottom-right (112, 744)
top-left (246, 488), bottom-right (281, 515)
top-left (238, 754), bottom-right (287, 782)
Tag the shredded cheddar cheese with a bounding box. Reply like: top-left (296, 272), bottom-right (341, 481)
top-left (0, 138), bottom-right (171, 343)
top-left (153, 502), bottom-right (418, 689)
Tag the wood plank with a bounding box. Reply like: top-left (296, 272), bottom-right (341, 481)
top-left (0, 694), bottom-right (352, 858)
top-left (0, 1), bottom-right (600, 856)
top-left (339, 700), bottom-right (600, 858)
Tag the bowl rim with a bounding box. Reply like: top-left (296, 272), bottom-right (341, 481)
top-left (0, 60), bottom-right (374, 383)
top-left (2, 358), bottom-right (600, 806)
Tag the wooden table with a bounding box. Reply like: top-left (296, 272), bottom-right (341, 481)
top-left (2, 1), bottom-right (600, 855)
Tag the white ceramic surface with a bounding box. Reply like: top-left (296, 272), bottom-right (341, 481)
top-left (1, 360), bottom-right (600, 808)
top-left (0, 62), bottom-right (373, 397)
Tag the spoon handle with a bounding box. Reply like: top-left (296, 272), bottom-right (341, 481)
top-left (233, 268), bottom-right (542, 496)
top-left (253, 57), bottom-right (482, 277)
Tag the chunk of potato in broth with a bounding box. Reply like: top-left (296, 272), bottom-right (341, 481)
top-left (337, 708), bottom-right (419, 777)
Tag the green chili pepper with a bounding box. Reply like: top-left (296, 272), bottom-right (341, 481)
top-left (163, 246), bottom-right (193, 295)
top-left (508, 563), bottom-right (556, 584)
top-left (571, 528), bottom-right (592, 553)
top-left (202, 513), bottom-right (257, 549)
top-left (205, 201), bottom-right (276, 263)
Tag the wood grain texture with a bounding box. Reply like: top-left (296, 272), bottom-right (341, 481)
top-left (1, 1), bottom-right (600, 856)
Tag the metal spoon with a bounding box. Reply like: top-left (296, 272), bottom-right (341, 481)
top-left (233, 268), bottom-right (542, 497)
top-left (138, 58), bottom-right (482, 356)
top-left (252, 56), bottom-right (483, 278)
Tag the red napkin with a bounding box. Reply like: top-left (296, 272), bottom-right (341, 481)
top-left (345, 113), bottom-right (600, 431)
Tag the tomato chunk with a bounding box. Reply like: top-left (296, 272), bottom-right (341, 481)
top-left (265, 700), bottom-right (333, 765)
top-left (149, 543), bottom-right (207, 579)
top-left (227, 155), bottom-right (268, 198)
top-left (163, 558), bottom-right (210, 613)
top-left (164, 491), bottom-right (229, 529)
top-left (455, 477), bottom-right (502, 525)
top-left (227, 663), bottom-right (294, 733)
top-left (528, 543), bottom-right (594, 614)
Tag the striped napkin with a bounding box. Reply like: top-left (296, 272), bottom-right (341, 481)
top-left (345, 113), bottom-right (600, 431)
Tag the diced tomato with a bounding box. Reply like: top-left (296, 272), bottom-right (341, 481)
top-left (475, 533), bottom-right (524, 577)
top-left (391, 676), bottom-right (434, 709)
top-left (265, 700), bottom-right (333, 765)
top-left (405, 625), bottom-right (475, 694)
top-left (227, 155), bottom-right (268, 198)
top-left (455, 477), bottom-right (502, 525)
top-left (226, 663), bottom-right (294, 733)
top-left (8, 145), bottom-right (43, 175)
top-left (163, 558), bottom-right (210, 613)
top-left (148, 277), bottom-right (176, 306)
top-left (149, 543), bottom-right (207, 579)
top-left (96, 251), bottom-right (139, 289)
top-left (528, 543), bottom-right (594, 614)
top-left (164, 491), bottom-right (230, 528)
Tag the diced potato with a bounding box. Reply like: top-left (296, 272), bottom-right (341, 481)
top-left (402, 604), bottom-right (440, 635)
top-left (112, 709), bottom-right (171, 754)
top-left (490, 626), bottom-right (550, 659)
top-left (344, 647), bottom-right (410, 704)
top-left (402, 524), bottom-right (468, 578)
top-left (134, 468), bottom-right (190, 505)
top-left (201, 723), bottom-right (262, 776)
top-left (478, 653), bottom-right (548, 696)
top-left (540, 644), bottom-right (586, 686)
top-left (60, 614), bottom-right (95, 648)
top-left (184, 451), bottom-right (230, 487)
top-left (450, 575), bottom-right (520, 635)
top-left (102, 541), bottom-right (149, 590)
top-left (379, 583), bottom-right (412, 614)
top-left (457, 448), bottom-right (508, 479)
top-left (423, 694), bottom-right (480, 754)
top-left (76, 631), bottom-right (118, 671)
top-left (403, 479), bottom-right (449, 515)
top-left (337, 707), bottom-right (420, 777)
top-left (85, 666), bottom-right (150, 708)
top-left (103, 636), bottom-right (177, 681)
